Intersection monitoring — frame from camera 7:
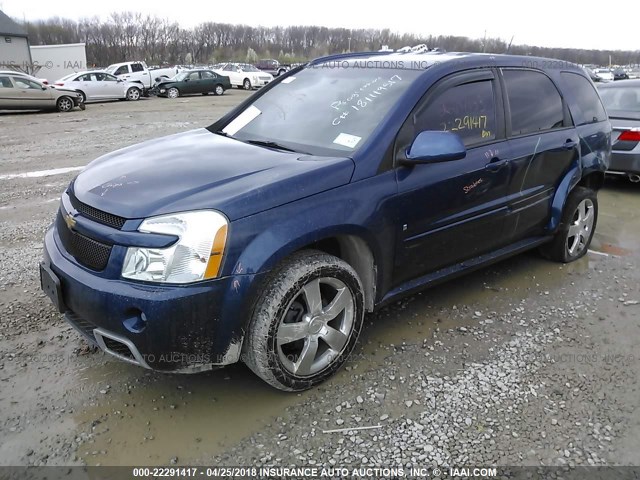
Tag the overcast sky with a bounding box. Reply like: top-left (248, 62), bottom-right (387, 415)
top-left (1, 0), bottom-right (637, 51)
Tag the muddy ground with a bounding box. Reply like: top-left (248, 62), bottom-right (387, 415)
top-left (0, 93), bottom-right (639, 469)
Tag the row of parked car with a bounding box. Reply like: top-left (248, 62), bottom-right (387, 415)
top-left (0, 60), bottom-right (280, 112)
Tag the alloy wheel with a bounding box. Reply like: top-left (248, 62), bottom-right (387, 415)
top-left (566, 198), bottom-right (594, 257)
top-left (276, 277), bottom-right (354, 377)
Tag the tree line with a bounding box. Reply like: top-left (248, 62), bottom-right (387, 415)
top-left (21, 12), bottom-right (640, 68)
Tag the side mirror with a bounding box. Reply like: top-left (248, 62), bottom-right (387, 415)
top-left (117, 78), bottom-right (123, 83)
top-left (400, 131), bottom-right (466, 165)
top-left (41, 85), bottom-right (47, 90)
top-left (184, 78), bottom-right (190, 82)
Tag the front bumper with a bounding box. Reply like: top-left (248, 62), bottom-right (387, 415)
top-left (42, 225), bottom-right (262, 373)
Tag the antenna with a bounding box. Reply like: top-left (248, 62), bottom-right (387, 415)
top-left (505, 36), bottom-right (514, 54)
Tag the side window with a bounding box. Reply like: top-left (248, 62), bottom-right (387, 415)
top-left (77, 74), bottom-right (91, 81)
top-left (503, 70), bottom-right (564, 136)
top-left (14, 78), bottom-right (40, 89)
top-left (131, 63), bottom-right (144, 73)
top-left (561, 72), bottom-right (607, 125)
top-left (201, 71), bottom-right (215, 79)
top-left (414, 80), bottom-right (497, 147)
top-left (0, 76), bottom-right (13, 88)
top-left (93, 73), bottom-right (106, 81)
top-left (223, 64), bottom-right (234, 72)
top-left (187, 72), bottom-right (200, 80)
top-left (103, 74), bottom-right (117, 82)
top-left (114, 66), bottom-right (129, 75)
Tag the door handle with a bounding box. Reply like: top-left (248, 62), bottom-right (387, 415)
top-left (563, 139), bottom-right (578, 150)
top-left (485, 157), bottom-right (508, 172)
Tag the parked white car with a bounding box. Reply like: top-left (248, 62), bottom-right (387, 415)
top-left (594, 68), bottom-right (614, 82)
top-left (53, 71), bottom-right (144, 102)
top-left (212, 63), bottom-right (273, 90)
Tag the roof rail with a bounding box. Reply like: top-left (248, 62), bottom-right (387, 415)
top-left (309, 50), bottom-right (390, 66)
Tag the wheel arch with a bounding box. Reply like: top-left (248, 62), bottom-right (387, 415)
top-left (547, 164), bottom-right (605, 233)
top-left (232, 226), bottom-right (381, 314)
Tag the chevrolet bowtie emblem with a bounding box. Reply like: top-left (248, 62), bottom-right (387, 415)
top-left (63, 213), bottom-right (77, 231)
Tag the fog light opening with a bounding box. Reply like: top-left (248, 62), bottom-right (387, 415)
top-left (123, 310), bottom-right (147, 333)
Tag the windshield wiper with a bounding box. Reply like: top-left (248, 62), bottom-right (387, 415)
top-left (244, 139), bottom-right (303, 154)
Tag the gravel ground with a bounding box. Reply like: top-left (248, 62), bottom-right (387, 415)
top-left (0, 94), bottom-right (638, 469)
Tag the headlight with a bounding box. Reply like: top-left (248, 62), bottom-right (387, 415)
top-left (122, 210), bottom-right (228, 284)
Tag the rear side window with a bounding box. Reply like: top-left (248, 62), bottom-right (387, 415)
top-left (561, 72), bottom-right (607, 125)
top-left (0, 76), bottom-right (13, 88)
top-left (503, 70), bottom-right (564, 136)
top-left (413, 80), bottom-right (497, 146)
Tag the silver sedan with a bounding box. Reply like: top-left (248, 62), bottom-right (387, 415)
top-left (598, 80), bottom-right (640, 182)
top-left (54, 70), bottom-right (144, 103)
top-left (0, 74), bottom-right (84, 112)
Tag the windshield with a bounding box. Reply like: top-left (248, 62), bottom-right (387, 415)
top-left (599, 86), bottom-right (640, 112)
top-left (222, 65), bottom-right (422, 154)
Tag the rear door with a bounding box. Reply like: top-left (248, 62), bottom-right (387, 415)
top-left (200, 70), bottom-right (217, 92)
top-left (393, 69), bottom-right (512, 285)
top-left (0, 75), bottom-right (17, 108)
top-left (500, 69), bottom-right (578, 241)
top-left (75, 73), bottom-right (99, 99)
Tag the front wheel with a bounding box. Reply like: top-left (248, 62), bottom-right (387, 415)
top-left (540, 186), bottom-right (598, 262)
top-left (167, 87), bottom-right (179, 99)
top-left (243, 250), bottom-right (364, 391)
top-left (56, 96), bottom-right (73, 112)
top-left (242, 78), bottom-right (252, 90)
top-left (126, 87), bottom-right (141, 101)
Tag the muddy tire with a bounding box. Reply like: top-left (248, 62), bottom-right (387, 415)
top-left (540, 186), bottom-right (598, 263)
top-left (242, 250), bottom-right (364, 391)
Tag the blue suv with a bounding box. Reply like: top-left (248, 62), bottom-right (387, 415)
top-left (40, 51), bottom-right (611, 391)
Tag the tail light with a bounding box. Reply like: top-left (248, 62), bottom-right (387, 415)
top-left (54, 82), bottom-right (64, 86)
top-left (618, 129), bottom-right (640, 142)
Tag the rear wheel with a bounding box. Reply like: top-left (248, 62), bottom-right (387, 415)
top-left (214, 84), bottom-right (224, 96)
top-left (76, 90), bottom-right (86, 103)
top-left (56, 96), bottom-right (73, 112)
top-left (126, 87), bottom-right (141, 101)
top-left (167, 87), bottom-right (179, 99)
top-left (243, 250), bottom-right (364, 391)
top-left (540, 186), bottom-right (598, 262)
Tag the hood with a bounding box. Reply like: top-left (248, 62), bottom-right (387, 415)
top-left (73, 129), bottom-right (355, 221)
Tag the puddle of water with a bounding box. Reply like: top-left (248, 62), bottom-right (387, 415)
top-left (75, 362), bottom-right (305, 465)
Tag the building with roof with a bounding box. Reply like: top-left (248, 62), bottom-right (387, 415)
top-left (0, 9), bottom-right (32, 71)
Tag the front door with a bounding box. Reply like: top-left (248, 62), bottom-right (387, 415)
top-left (393, 70), bottom-right (512, 286)
top-left (12, 77), bottom-right (53, 109)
